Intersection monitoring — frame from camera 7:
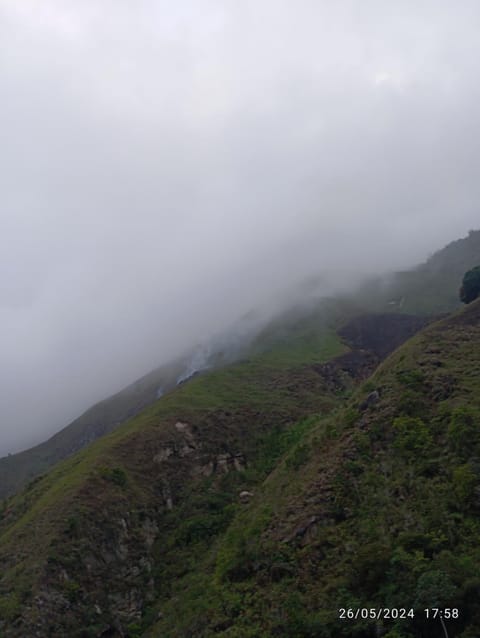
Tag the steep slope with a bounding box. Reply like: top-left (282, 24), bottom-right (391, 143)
top-left (0, 308), bottom-right (344, 500)
top-left (353, 228), bottom-right (480, 315)
top-left (147, 299), bottom-right (480, 637)
top-left (0, 312), bottom-right (435, 637)
top-left (1, 230), bottom-right (477, 501)
top-left (0, 323), bottom-right (345, 636)
top-left (0, 360), bottom-right (186, 500)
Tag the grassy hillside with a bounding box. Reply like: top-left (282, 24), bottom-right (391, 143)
top-left (0, 305), bottom-right (457, 637)
top-left (148, 299), bottom-right (480, 638)
top-left (0, 320), bottom-right (351, 636)
top-left (1, 230), bottom-right (477, 502)
top-left (353, 228), bottom-right (480, 315)
top-left (0, 296), bottom-right (352, 501)
top-left (0, 359), bottom-right (187, 500)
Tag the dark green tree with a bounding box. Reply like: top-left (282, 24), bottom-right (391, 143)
top-left (460, 266), bottom-right (480, 303)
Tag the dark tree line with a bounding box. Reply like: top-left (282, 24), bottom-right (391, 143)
top-left (460, 265), bottom-right (480, 303)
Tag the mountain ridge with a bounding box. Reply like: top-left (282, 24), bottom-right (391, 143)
top-left (0, 309), bottom-right (456, 637)
top-left (149, 298), bottom-right (480, 637)
top-left (1, 230), bottom-right (478, 501)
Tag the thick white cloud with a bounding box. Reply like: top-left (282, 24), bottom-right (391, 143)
top-left (1, 0), bottom-right (480, 453)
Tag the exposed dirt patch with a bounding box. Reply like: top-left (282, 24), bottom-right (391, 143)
top-left (306, 314), bottom-right (437, 393)
top-left (311, 350), bottom-right (379, 391)
top-left (338, 313), bottom-right (436, 359)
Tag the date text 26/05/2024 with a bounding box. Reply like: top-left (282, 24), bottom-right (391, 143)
top-left (338, 608), bottom-right (459, 621)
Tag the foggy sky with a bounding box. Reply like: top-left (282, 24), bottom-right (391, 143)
top-left (1, 0), bottom-right (480, 454)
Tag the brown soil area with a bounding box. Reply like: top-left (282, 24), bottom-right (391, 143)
top-left (337, 313), bottom-right (436, 359)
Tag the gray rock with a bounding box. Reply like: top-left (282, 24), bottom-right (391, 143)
top-left (359, 390), bottom-right (380, 411)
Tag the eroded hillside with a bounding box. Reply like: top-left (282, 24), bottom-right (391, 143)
top-left (147, 300), bottom-right (480, 637)
top-left (0, 310), bottom-right (440, 637)
top-left (2, 231), bottom-right (478, 505)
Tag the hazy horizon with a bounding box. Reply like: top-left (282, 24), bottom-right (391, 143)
top-left (2, 1), bottom-right (480, 454)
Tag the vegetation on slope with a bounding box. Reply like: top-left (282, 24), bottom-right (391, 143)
top-left (0, 322), bottom-right (351, 636)
top-left (148, 299), bottom-right (480, 637)
top-left (460, 265), bottom-right (480, 304)
top-left (0, 232), bottom-right (479, 637)
top-left (0, 307), bottom-right (449, 637)
top-left (0, 297), bottom-right (348, 501)
top-left (0, 360), bottom-right (188, 500)
top-left (354, 229), bottom-right (480, 315)
top-left (1, 230), bottom-right (478, 502)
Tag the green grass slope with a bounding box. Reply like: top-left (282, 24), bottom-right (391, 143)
top-left (353, 228), bottom-right (480, 315)
top-left (1, 230), bottom-right (478, 503)
top-left (0, 323), bottom-right (351, 637)
top-left (0, 296), bottom-right (350, 502)
top-left (0, 306), bottom-right (454, 637)
top-left (0, 360), bottom-right (187, 500)
top-left (147, 299), bottom-right (480, 638)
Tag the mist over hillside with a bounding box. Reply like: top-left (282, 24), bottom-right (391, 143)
top-left (3, 3), bottom-right (480, 636)
top-left (2, 1), bottom-right (480, 455)
top-left (0, 227), bottom-right (478, 500)
top-left (1, 275), bottom-right (480, 635)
